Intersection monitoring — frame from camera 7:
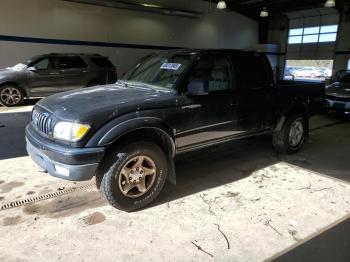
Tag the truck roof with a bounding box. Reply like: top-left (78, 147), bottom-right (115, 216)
top-left (157, 48), bottom-right (261, 56)
top-left (47, 53), bottom-right (103, 56)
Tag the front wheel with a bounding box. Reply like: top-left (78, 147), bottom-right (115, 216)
top-left (0, 85), bottom-right (24, 107)
top-left (99, 142), bottom-right (168, 211)
top-left (273, 115), bottom-right (307, 154)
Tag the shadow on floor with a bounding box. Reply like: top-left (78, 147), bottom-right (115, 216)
top-left (154, 135), bottom-right (278, 207)
top-left (272, 216), bottom-right (350, 262)
top-left (0, 111), bottom-right (32, 160)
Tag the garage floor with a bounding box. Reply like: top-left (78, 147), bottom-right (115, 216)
top-left (0, 102), bottom-right (350, 262)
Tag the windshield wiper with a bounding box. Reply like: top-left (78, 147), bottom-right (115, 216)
top-left (125, 81), bottom-right (161, 92)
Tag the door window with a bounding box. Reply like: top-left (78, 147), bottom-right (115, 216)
top-left (189, 57), bottom-right (232, 92)
top-left (58, 56), bottom-right (88, 69)
top-left (32, 58), bottom-right (50, 70)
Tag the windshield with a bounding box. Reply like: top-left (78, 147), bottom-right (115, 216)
top-left (122, 53), bottom-right (194, 90)
top-left (7, 55), bottom-right (43, 71)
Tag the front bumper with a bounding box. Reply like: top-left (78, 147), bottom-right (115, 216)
top-left (26, 123), bottom-right (105, 181)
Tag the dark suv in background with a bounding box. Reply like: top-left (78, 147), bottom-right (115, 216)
top-left (0, 53), bottom-right (117, 106)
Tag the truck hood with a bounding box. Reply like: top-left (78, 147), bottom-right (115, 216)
top-left (37, 84), bottom-right (176, 124)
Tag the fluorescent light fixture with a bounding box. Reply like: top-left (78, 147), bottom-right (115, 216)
top-left (324, 0), bottom-right (336, 7)
top-left (260, 7), bottom-right (268, 17)
top-left (141, 3), bottom-right (161, 8)
top-left (217, 1), bottom-right (226, 9)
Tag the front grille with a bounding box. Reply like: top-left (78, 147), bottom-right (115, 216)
top-left (32, 109), bottom-right (53, 135)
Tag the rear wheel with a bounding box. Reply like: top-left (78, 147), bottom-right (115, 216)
top-left (273, 114), bottom-right (307, 154)
top-left (0, 85), bottom-right (24, 107)
top-left (98, 142), bottom-right (167, 211)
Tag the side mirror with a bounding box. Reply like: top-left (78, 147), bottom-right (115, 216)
top-left (187, 80), bottom-right (209, 96)
top-left (27, 67), bottom-right (36, 72)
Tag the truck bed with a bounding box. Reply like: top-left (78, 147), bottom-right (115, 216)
top-left (277, 80), bottom-right (325, 114)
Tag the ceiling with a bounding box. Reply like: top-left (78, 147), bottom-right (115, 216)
top-left (64, 0), bottom-right (204, 18)
top-left (64, 0), bottom-right (348, 20)
top-left (208, 0), bottom-right (348, 19)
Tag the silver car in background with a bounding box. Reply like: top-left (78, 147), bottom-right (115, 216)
top-left (0, 53), bottom-right (117, 106)
top-left (326, 72), bottom-right (350, 114)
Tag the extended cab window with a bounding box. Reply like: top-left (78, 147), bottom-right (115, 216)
top-left (58, 56), bottom-right (88, 69)
top-left (189, 57), bottom-right (232, 92)
top-left (233, 54), bottom-right (268, 90)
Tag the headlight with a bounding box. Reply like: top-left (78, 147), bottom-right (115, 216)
top-left (53, 122), bottom-right (90, 142)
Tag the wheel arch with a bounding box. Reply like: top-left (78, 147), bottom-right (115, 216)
top-left (275, 101), bottom-right (310, 136)
top-left (105, 127), bottom-right (176, 158)
top-left (90, 117), bottom-right (177, 185)
top-left (0, 82), bottom-right (28, 97)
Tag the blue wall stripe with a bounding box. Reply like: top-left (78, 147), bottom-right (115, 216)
top-left (0, 34), bottom-right (290, 56)
top-left (0, 34), bottom-right (180, 50)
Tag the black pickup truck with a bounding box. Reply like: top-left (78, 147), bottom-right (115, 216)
top-left (26, 49), bottom-right (324, 211)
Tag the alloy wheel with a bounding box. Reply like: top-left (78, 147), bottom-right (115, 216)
top-left (118, 155), bottom-right (156, 198)
top-left (289, 118), bottom-right (304, 147)
top-left (0, 87), bottom-right (22, 106)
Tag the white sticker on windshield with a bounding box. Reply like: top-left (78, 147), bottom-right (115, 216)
top-left (160, 63), bottom-right (182, 70)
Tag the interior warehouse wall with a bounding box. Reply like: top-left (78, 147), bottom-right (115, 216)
top-left (0, 0), bottom-right (258, 74)
top-left (333, 8), bottom-right (350, 73)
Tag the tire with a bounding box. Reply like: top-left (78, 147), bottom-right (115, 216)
top-left (99, 142), bottom-right (168, 211)
top-left (273, 114), bottom-right (307, 154)
top-left (0, 85), bottom-right (24, 107)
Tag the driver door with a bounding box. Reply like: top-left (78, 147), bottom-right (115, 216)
top-left (176, 54), bottom-right (240, 151)
top-left (28, 56), bottom-right (63, 96)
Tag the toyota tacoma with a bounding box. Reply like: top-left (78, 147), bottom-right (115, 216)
top-left (26, 49), bottom-right (324, 211)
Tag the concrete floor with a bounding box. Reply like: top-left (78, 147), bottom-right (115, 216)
top-left (0, 100), bottom-right (350, 262)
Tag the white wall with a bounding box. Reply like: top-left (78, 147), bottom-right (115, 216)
top-left (334, 20), bottom-right (350, 73)
top-left (0, 0), bottom-right (258, 74)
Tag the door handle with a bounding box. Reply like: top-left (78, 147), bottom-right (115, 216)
top-left (50, 72), bottom-right (59, 75)
top-left (181, 104), bottom-right (202, 110)
top-left (230, 102), bottom-right (239, 107)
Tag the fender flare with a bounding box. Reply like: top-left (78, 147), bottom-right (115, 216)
top-left (97, 117), bottom-right (174, 148)
top-left (86, 117), bottom-right (177, 184)
top-left (275, 101), bottom-right (310, 136)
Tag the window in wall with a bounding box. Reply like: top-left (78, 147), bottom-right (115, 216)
top-left (288, 24), bottom-right (338, 44)
top-left (284, 60), bottom-right (333, 82)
